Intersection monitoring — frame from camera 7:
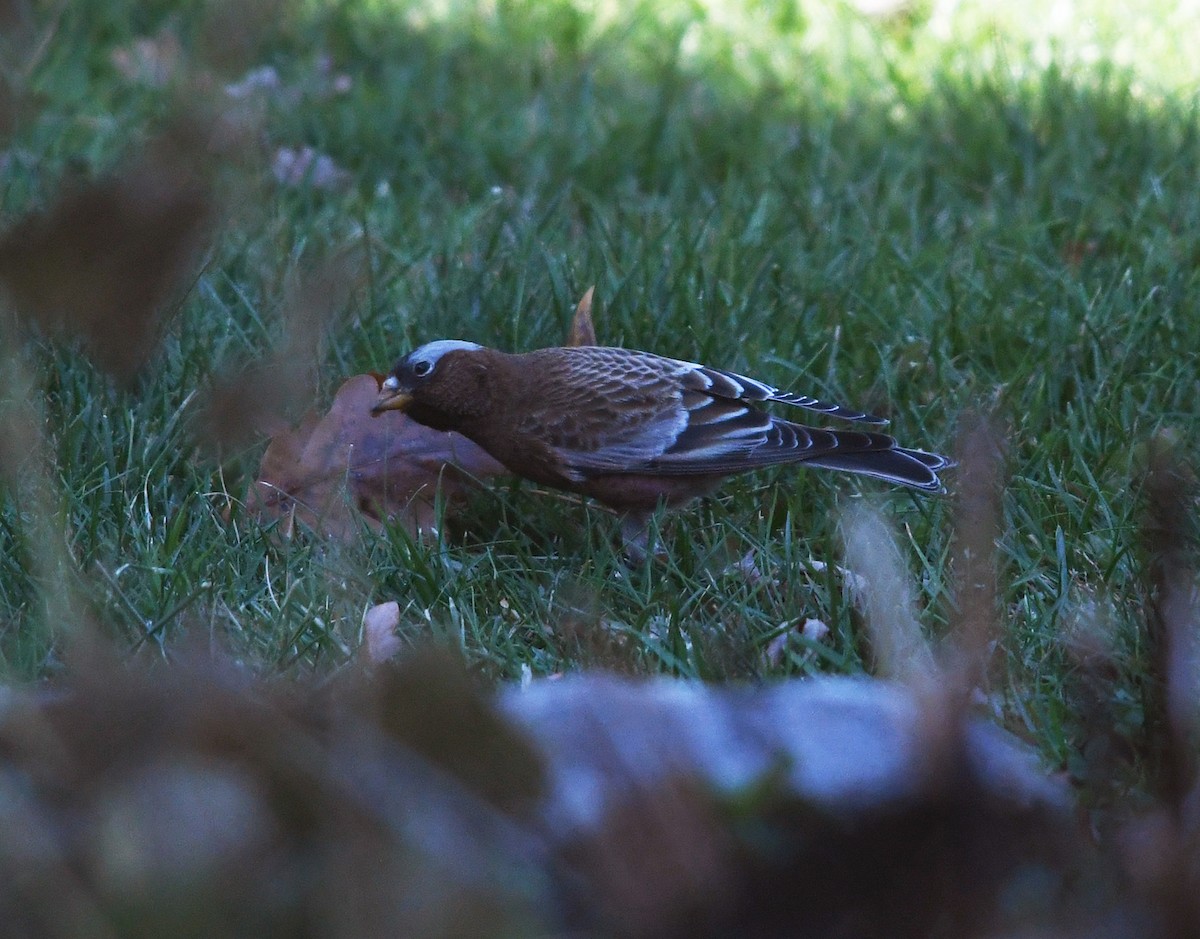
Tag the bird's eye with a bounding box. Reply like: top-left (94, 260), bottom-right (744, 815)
top-left (412, 360), bottom-right (432, 377)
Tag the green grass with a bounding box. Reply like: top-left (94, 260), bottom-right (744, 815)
top-left (2, 0), bottom-right (1198, 780)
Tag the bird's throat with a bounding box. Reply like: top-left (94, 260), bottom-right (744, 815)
top-left (406, 402), bottom-right (463, 433)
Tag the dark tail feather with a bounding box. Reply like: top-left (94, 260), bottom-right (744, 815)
top-left (803, 447), bottom-right (948, 491)
top-left (907, 449), bottom-right (952, 470)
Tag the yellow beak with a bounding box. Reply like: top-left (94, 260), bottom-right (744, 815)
top-left (371, 385), bottom-right (413, 415)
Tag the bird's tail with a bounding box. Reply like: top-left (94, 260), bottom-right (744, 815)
top-left (803, 446), bottom-right (951, 492)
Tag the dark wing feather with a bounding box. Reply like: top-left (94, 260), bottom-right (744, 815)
top-left (800, 447), bottom-right (947, 490)
top-left (652, 398), bottom-right (947, 490)
top-left (681, 362), bottom-right (888, 424)
top-left (509, 347), bottom-right (943, 490)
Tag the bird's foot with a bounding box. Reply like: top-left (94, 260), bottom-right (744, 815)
top-left (618, 513), bottom-right (667, 567)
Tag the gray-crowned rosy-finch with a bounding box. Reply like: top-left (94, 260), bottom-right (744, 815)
top-left (372, 340), bottom-right (950, 556)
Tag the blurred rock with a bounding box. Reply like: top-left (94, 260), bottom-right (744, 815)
top-left (502, 674), bottom-right (1068, 833)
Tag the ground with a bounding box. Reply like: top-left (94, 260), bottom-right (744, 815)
top-left (1, 0), bottom-right (1198, 795)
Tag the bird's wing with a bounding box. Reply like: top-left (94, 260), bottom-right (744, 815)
top-left (651, 396), bottom-right (945, 490)
top-left (516, 348), bottom-right (692, 478)
top-left (647, 395), bottom-right (903, 476)
top-left (677, 360), bottom-right (888, 424)
top-left (515, 347), bottom-right (902, 481)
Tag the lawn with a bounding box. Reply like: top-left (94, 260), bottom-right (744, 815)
top-left (1, 0), bottom-right (1198, 790)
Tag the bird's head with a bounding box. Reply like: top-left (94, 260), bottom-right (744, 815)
top-left (371, 339), bottom-right (485, 415)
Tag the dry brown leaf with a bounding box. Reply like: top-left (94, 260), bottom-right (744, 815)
top-left (0, 130), bottom-right (213, 382)
top-left (250, 373), bottom-right (505, 539)
top-left (566, 285), bottom-right (596, 347)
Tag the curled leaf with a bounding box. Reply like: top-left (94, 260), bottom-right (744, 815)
top-left (250, 374), bottom-right (505, 539)
top-left (566, 285), bottom-right (596, 347)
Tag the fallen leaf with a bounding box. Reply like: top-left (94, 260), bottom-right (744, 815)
top-left (566, 285), bottom-right (597, 347)
top-left (250, 373), bottom-right (505, 539)
top-left (221, 55), bottom-right (351, 116)
top-left (723, 547), bottom-right (778, 586)
top-left (362, 601), bottom-right (402, 664)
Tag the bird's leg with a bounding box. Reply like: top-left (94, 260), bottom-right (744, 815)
top-left (619, 511), bottom-right (652, 566)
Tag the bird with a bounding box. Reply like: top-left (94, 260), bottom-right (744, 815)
top-left (371, 340), bottom-right (950, 559)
